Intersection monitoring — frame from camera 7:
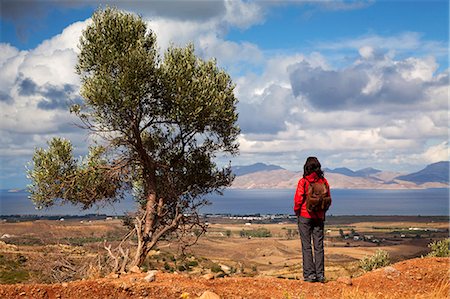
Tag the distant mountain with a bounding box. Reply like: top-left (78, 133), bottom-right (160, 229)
top-left (395, 161), bottom-right (449, 184)
top-left (231, 162), bottom-right (448, 190)
top-left (231, 163), bottom-right (284, 176)
top-left (325, 167), bottom-right (381, 177)
top-left (325, 167), bottom-right (357, 177)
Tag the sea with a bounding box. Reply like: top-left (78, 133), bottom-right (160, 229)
top-left (0, 188), bottom-right (448, 216)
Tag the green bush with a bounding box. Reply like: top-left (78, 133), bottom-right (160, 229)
top-left (186, 260), bottom-right (198, 267)
top-left (0, 255), bottom-right (30, 284)
top-left (210, 263), bottom-right (222, 273)
top-left (163, 262), bottom-right (174, 272)
top-left (359, 250), bottom-right (390, 272)
top-left (240, 228), bottom-right (272, 238)
top-left (177, 264), bottom-right (187, 272)
top-left (427, 239), bottom-right (450, 257)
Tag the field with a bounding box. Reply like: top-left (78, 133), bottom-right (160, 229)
top-left (187, 215), bottom-right (449, 279)
top-left (0, 215), bottom-right (448, 285)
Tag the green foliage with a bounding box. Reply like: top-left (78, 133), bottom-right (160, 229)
top-left (27, 7), bottom-right (240, 265)
top-left (29, 6), bottom-right (239, 212)
top-left (27, 138), bottom-right (123, 209)
top-left (240, 228), bottom-right (272, 238)
top-left (427, 239), bottom-right (450, 257)
top-left (210, 263), bottom-right (222, 273)
top-left (0, 254), bottom-right (30, 284)
top-left (163, 262), bottom-right (174, 272)
top-left (359, 250), bottom-right (390, 272)
top-left (186, 260), bottom-right (199, 267)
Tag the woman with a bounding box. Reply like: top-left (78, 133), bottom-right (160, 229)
top-left (293, 157), bottom-right (331, 283)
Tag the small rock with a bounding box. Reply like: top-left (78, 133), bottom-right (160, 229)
top-left (144, 270), bottom-right (157, 282)
top-left (129, 266), bottom-right (141, 274)
top-left (384, 266), bottom-right (400, 278)
top-left (336, 276), bottom-right (352, 285)
top-left (198, 290), bottom-right (221, 299)
top-left (19, 292), bottom-right (26, 296)
top-left (202, 273), bottom-right (215, 280)
top-left (106, 272), bottom-right (120, 279)
top-left (219, 264), bottom-right (231, 274)
top-left (62, 282), bottom-right (69, 288)
top-left (120, 282), bottom-right (130, 290)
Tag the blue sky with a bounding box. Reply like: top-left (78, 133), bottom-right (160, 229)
top-left (0, 0), bottom-right (449, 189)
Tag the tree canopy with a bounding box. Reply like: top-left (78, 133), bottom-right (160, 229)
top-left (28, 7), bottom-right (240, 268)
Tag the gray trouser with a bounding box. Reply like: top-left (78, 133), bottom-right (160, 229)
top-left (297, 216), bottom-right (325, 279)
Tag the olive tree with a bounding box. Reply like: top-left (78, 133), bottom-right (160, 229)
top-left (27, 8), bottom-right (239, 268)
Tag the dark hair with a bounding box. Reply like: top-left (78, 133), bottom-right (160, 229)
top-left (303, 156), bottom-right (324, 178)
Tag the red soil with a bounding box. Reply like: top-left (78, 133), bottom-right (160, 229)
top-left (0, 257), bottom-right (448, 299)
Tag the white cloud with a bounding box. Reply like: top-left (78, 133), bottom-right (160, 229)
top-left (317, 32), bottom-right (448, 57)
top-left (0, 21), bottom-right (88, 165)
top-left (223, 0), bottom-right (264, 29)
top-left (1, 3), bottom-right (448, 188)
top-left (0, 2), bottom-right (264, 160)
top-left (197, 33), bottom-right (263, 66)
top-left (289, 52), bottom-right (447, 112)
top-left (234, 46), bottom-right (448, 171)
top-left (421, 142), bottom-right (450, 163)
top-left (393, 141), bottom-right (450, 166)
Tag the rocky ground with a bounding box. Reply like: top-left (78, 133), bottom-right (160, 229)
top-left (0, 257), bottom-right (448, 299)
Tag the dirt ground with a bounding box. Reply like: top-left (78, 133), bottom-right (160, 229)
top-left (1, 217), bottom-right (447, 281)
top-left (0, 257), bottom-right (448, 299)
top-left (0, 217), bottom-right (448, 298)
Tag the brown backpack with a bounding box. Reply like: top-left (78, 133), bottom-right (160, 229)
top-left (305, 181), bottom-right (331, 213)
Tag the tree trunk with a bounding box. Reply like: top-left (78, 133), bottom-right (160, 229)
top-left (130, 190), bottom-right (157, 267)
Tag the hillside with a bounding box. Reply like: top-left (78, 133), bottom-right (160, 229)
top-left (0, 257), bottom-right (447, 298)
top-left (231, 162), bottom-right (449, 189)
top-left (395, 161), bottom-right (449, 184)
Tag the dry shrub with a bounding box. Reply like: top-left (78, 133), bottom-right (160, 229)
top-left (413, 278), bottom-right (450, 299)
top-left (359, 250), bottom-right (390, 272)
top-left (85, 263), bottom-right (103, 280)
top-left (340, 287), bottom-right (380, 299)
top-left (340, 278), bottom-right (450, 299)
top-left (427, 239), bottom-right (450, 257)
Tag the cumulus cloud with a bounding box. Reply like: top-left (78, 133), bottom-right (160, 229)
top-left (233, 42), bottom-right (448, 171)
top-left (0, 2), bottom-right (264, 161)
top-left (3, 0), bottom-right (264, 49)
top-left (239, 85), bottom-right (294, 134)
top-left (392, 141), bottom-right (450, 166)
top-left (289, 50), bottom-right (446, 112)
top-left (0, 20), bottom-right (88, 163)
top-left (1, 2), bottom-right (448, 188)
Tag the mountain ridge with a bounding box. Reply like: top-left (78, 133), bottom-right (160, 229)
top-left (231, 161), bottom-right (449, 190)
top-left (395, 161), bottom-right (449, 184)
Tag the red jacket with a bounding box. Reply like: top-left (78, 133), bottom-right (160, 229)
top-left (293, 172), bottom-right (331, 219)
